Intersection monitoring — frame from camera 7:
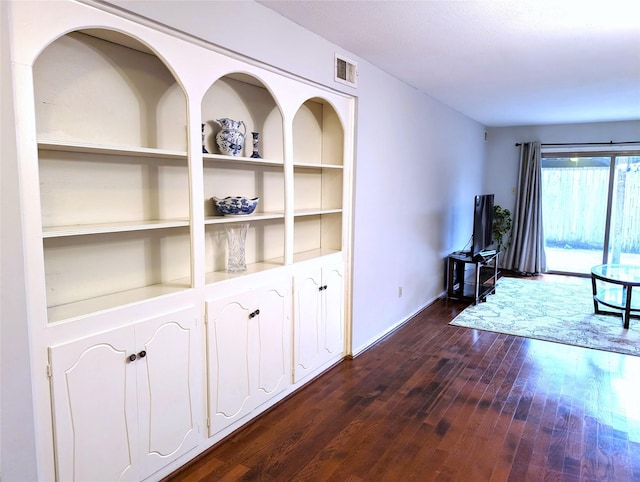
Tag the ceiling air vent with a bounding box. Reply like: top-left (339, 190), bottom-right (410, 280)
top-left (335, 54), bottom-right (357, 87)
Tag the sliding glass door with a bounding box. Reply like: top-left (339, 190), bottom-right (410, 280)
top-left (607, 156), bottom-right (640, 265)
top-left (541, 152), bottom-right (640, 275)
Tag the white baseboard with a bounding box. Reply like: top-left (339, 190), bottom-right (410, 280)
top-left (351, 292), bottom-right (444, 357)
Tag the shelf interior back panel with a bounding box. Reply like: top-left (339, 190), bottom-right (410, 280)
top-left (203, 164), bottom-right (284, 216)
top-left (293, 99), bottom-right (344, 166)
top-left (39, 150), bottom-right (190, 227)
top-left (294, 213), bottom-right (342, 254)
top-left (33, 31), bottom-right (187, 151)
top-left (43, 227), bottom-right (191, 311)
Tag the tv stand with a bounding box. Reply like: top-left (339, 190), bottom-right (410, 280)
top-left (447, 251), bottom-right (499, 304)
top-left (475, 249), bottom-right (497, 261)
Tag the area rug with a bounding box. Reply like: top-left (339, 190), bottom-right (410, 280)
top-left (449, 276), bottom-right (640, 357)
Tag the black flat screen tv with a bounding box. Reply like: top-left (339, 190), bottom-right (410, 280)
top-left (471, 194), bottom-right (495, 258)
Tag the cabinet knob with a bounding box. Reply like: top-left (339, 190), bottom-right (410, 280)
top-left (249, 309), bottom-right (260, 319)
top-left (138, 350), bottom-right (146, 358)
top-left (128, 354), bottom-right (137, 362)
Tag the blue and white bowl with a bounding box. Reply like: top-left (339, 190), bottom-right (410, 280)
top-left (213, 196), bottom-right (259, 216)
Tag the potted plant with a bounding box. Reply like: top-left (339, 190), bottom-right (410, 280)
top-left (493, 205), bottom-right (512, 253)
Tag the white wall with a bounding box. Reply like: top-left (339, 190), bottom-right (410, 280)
top-left (351, 61), bottom-right (486, 351)
top-left (1, 2), bottom-right (39, 480)
top-left (104, 0), bottom-right (487, 353)
top-left (485, 120), bottom-right (640, 212)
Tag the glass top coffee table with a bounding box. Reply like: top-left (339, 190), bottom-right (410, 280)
top-left (591, 264), bottom-right (640, 329)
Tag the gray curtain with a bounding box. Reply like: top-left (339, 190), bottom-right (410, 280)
top-left (504, 141), bottom-right (546, 274)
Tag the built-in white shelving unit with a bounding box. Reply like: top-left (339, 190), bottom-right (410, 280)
top-left (6, 3), bottom-right (354, 481)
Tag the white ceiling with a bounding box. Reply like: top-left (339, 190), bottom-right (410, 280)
top-left (258, 0), bottom-right (640, 127)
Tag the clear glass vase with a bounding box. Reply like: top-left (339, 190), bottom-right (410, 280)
top-left (226, 222), bottom-right (249, 272)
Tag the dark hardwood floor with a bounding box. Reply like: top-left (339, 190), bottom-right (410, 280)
top-left (166, 276), bottom-right (640, 481)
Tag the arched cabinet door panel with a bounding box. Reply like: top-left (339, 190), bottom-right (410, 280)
top-left (293, 268), bottom-right (322, 382)
top-left (322, 265), bottom-right (345, 358)
top-left (50, 328), bottom-right (138, 482)
top-left (254, 283), bottom-right (291, 406)
top-left (134, 309), bottom-right (200, 477)
top-left (207, 294), bottom-right (254, 435)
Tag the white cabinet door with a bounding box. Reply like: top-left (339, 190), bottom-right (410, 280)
top-left (49, 307), bottom-right (199, 482)
top-left (207, 292), bottom-right (255, 435)
top-left (50, 326), bottom-right (140, 482)
top-left (253, 283), bottom-right (291, 408)
top-left (135, 309), bottom-right (200, 478)
top-left (293, 261), bottom-right (345, 383)
top-left (207, 280), bottom-right (291, 436)
top-left (293, 267), bottom-right (322, 382)
top-left (321, 264), bottom-right (344, 361)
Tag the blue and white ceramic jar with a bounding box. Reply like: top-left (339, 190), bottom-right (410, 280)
top-left (212, 196), bottom-right (259, 216)
top-left (215, 118), bottom-right (246, 156)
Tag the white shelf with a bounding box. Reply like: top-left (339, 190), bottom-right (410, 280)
top-left (47, 278), bottom-right (192, 323)
top-left (42, 219), bottom-right (190, 238)
top-left (293, 162), bottom-right (343, 169)
top-left (203, 153), bottom-right (283, 167)
top-left (204, 213), bottom-right (285, 225)
top-left (294, 209), bottom-right (342, 217)
top-left (38, 140), bottom-right (188, 160)
top-left (205, 258), bottom-right (285, 284)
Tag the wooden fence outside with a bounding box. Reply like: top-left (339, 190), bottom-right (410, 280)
top-left (541, 166), bottom-right (640, 252)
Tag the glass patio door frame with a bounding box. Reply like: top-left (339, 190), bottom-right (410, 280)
top-left (541, 147), bottom-right (640, 275)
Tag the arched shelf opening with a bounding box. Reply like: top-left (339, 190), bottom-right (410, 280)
top-left (292, 97), bottom-right (345, 259)
top-left (33, 28), bottom-right (192, 322)
top-left (33, 28), bottom-right (188, 151)
top-left (293, 96), bottom-right (345, 167)
top-left (201, 72), bottom-right (284, 160)
top-left (201, 72), bottom-right (286, 282)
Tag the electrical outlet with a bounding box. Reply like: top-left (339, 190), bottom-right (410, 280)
top-left (398, 286), bottom-right (403, 298)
